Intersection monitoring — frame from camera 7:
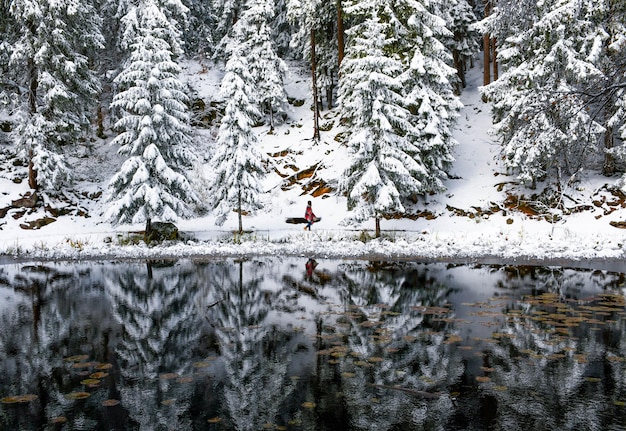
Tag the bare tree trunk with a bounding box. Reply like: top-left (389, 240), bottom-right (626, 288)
top-left (482, 0), bottom-right (492, 87)
top-left (337, 0), bottom-right (345, 67)
top-left (375, 217), bottom-right (381, 238)
top-left (96, 105), bottom-right (106, 139)
top-left (452, 48), bottom-right (465, 93)
top-left (492, 37), bottom-right (498, 81)
top-left (237, 188), bottom-right (243, 234)
top-left (310, 28), bottom-right (320, 141)
top-left (27, 56), bottom-right (38, 190)
top-left (28, 148), bottom-right (37, 190)
top-left (603, 124), bottom-right (615, 176)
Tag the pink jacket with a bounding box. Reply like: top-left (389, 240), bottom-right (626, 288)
top-left (305, 206), bottom-right (315, 221)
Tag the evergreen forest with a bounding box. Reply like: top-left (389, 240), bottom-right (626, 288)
top-left (0, 0), bottom-right (625, 236)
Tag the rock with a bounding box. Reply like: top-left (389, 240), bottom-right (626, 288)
top-left (12, 192), bottom-right (38, 208)
top-left (20, 216), bottom-right (56, 230)
top-left (145, 221), bottom-right (179, 243)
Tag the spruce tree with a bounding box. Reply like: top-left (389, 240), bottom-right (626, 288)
top-left (233, 0), bottom-right (288, 130)
top-left (399, 0), bottom-right (461, 194)
top-left (105, 0), bottom-right (200, 228)
top-left (481, 0), bottom-right (607, 187)
top-left (7, 0), bottom-right (103, 191)
top-left (207, 48), bottom-right (268, 234)
top-left (339, 4), bottom-right (420, 237)
top-left (339, 0), bottom-right (460, 237)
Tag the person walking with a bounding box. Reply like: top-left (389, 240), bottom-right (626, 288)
top-left (304, 200), bottom-right (316, 230)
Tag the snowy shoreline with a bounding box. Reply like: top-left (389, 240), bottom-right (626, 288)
top-left (1, 227), bottom-right (625, 271)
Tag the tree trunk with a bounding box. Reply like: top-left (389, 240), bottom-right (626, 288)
top-left (96, 105), bottom-right (105, 139)
top-left (310, 28), bottom-right (320, 141)
top-left (452, 48), bottom-right (465, 93)
top-left (492, 37), bottom-right (498, 81)
top-left (237, 188), bottom-right (243, 234)
top-left (28, 148), bottom-right (37, 190)
top-left (375, 217), bottom-right (381, 238)
top-left (27, 56), bottom-right (39, 190)
top-left (482, 0), bottom-right (492, 87)
top-left (603, 124), bottom-right (615, 176)
top-left (337, 0), bottom-right (345, 67)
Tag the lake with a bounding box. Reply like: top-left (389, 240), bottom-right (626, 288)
top-left (0, 257), bottom-right (625, 430)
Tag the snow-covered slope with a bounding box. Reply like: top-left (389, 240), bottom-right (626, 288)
top-left (0, 59), bottom-right (625, 264)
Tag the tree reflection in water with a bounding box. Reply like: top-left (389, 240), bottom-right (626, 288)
top-left (0, 259), bottom-right (625, 430)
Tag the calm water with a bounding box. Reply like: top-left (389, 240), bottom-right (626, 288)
top-left (1, 258), bottom-right (625, 431)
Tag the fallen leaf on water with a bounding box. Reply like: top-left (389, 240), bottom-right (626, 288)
top-left (177, 376), bottom-right (194, 384)
top-left (1, 394), bottom-right (38, 404)
top-left (193, 361), bottom-right (212, 368)
top-left (584, 377), bottom-right (601, 383)
top-left (159, 373), bottom-right (178, 380)
top-left (50, 416), bottom-right (67, 423)
top-left (65, 392), bottom-right (91, 400)
top-left (72, 362), bottom-right (98, 369)
top-left (64, 355), bottom-right (89, 362)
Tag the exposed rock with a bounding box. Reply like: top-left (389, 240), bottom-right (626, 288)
top-left (145, 221), bottom-right (179, 243)
top-left (20, 216), bottom-right (56, 230)
top-left (12, 192), bottom-right (38, 208)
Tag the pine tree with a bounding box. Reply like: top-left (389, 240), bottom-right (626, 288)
top-left (597, 0), bottom-right (626, 177)
top-left (212, 0), bottom-right (248, 61)
top-left (399, 0), bottom-right (461, 194)
top-left (207, 48), bottom-right (268, 233)
top-left (444, 0), bottom-right (480, 90)
top-left (339, 4), bottom-right (420, 238)
top-left (481, 0), bottom-right (607, 187)
top-left (612, 4), bottom-right (626, 145)
top-left (182, 0), bottom-right (217, 58)
top-left (339, 0), bottom-right (460, 237)
top-left (233, 0), bottom-right (288, 131)
top-left (105, 0), bottom-right (200, 228)
top-left (287, 0), bottom-right (324, 138)
top-left (271, 0), bottom-right (294, 58)
top-left (7, 0), bottom-right (103, 191)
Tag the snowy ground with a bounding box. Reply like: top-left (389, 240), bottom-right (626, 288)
top-left (1, 59), bottom-right (626, 267)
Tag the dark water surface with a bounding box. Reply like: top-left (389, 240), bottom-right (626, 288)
top-left (1, 258), bottom-right (626, 431)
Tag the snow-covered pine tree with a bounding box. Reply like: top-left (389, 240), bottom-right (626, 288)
top-left (338, 3), bottom-right (425, 238)
top-left (481, 0), bottom-right (606, 187)
top-left (610, 1), bottom-right (626, 148)
top-left (288, 0), bottom-right (339, 109)
top-left (181, 0), bottom-right (217, 58)
top-left (232, 0), bottom-right (288, 131)
top-left (443, 0), bottom-right (481, 90)
top-left (207, 48), bottom-right (268, 234)
top-left (339, 0), bottom-right (460, 237)
top-left (271, 0), bottom-right (294, 58)
top-left (287, 0), bottom-right (324, 138)
top-left (105, 0), bottom-right (200, 229)
top-left (7, 0), bottom-right (103, 191)
top-left (399, 0), bottom-right (461, 195)
top-left (595, 0), bottom-right (626, 177)
top-left (212, 0), bottom-right (247, 61)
